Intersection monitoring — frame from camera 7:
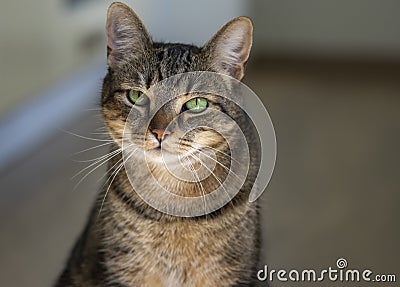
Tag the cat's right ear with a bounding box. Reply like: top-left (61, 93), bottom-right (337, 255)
top-left (106, 2), bottom-right (152, 69)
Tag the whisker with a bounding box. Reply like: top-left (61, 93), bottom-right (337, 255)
top-left (71, 148), bottom-right (122, 179)
top-left (72, 143), bottom-right (136, 192)
top-left (190, 147), bottom-right (243, 183)
top-left (97, 155), bottom-right (124, 183)
top-left (193, 142), bottom-right (241, 165)
top-left (179, 140), bottom-right (240, 165)
top-left (91, 132), bottom-right (140, 136)
top-left (102, 146), bottom-right (137, 185)
top-left (72, 148), bottom-right (124, 191)
top-left (94, 126), bottom-right (108, 132)
top-left (59, 128), bottom-right (114, 142)
top-left (190, 153), bottom-right (235, 210)
top-left (72, 140), bottom-right (134, 161)
top-left (187, 155), bottom-right (208, 219)
top-left (80, 108), bottom-right (102, 112)
top-left (97, 161), bottom-right (125, 218)
top-left (97, 147), bottom-right (137, 218)
top-left (73, 141), bottom-right (115, 155)
top-left (73, 149), bottom-right (121, 163)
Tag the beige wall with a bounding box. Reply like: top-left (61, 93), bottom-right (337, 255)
top-left (0, 1), bottom-right (107, 117)
top-left (252, 0), bottom-right (400, 57)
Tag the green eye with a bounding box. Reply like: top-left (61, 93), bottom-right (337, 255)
top-left (184, 97), bottom-right (208, 113)
top-left (128, 90), bottom-right (149, 106)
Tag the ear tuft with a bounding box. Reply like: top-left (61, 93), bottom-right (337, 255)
top-left (203, 17), bottom-right (253, 80)
top-left (106, 2), bottom-right (152, 69)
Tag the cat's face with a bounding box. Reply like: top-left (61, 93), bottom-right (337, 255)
top-left (102, 3), bottom-right (253, 198)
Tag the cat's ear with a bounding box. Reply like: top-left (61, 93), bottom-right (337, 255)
top-left (106, 2), bottom-right (152, 69)
top-left (203, 17), bottom-right (253, 80)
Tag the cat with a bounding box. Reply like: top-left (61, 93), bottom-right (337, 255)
top-left (55, 2), bottom-right (261, 286)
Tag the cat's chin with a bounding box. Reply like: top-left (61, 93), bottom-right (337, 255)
top-left (144, 148), bottom-right (180, 165)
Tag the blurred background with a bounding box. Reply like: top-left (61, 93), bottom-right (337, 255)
top-left (1, 0), bottom-right (399, 286)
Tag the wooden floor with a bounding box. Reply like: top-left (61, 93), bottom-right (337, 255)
top-left (1, 59), bottom-right (399, 287)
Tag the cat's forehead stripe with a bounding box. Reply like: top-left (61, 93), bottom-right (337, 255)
top-left (153, 44), bottom-right (199, 82)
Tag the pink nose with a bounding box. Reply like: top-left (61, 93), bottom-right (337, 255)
top-left (152, 129), bottom-right (170, 141)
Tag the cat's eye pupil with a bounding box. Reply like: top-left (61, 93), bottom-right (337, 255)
top-left (128, 90), bottom-right (149, 106)
top-left (184, 97), bottom-right (208, 113)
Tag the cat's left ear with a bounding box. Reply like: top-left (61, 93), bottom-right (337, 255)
top-left (203, 17), bottom-right (253, 80)
top-left (106, 2), bottom-right (152, 69)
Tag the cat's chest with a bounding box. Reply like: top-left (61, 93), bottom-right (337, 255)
top-left (105, 220), bottom-right (234, 287)
top-left (139, 225), bottom-right (224, 286)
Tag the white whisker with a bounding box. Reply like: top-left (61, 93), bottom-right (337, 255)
top-left (187, 155), bottom-right (208, 220)
top-left (191, 141), bottom-right (241, 165)
top-left (72, 148), bottom-right (124, 191)
top-left (190, 153), bottom-right (235, 209)
top-left (192, 148), bottom-right (243, 183)
top-left (97, 147), bottom-right (137, 218)
top-left (97, 155), bottom-right (124, 183)
top-left (71, 148), bottom-right (122, 179)
top-left (59, 128), bottom-right (114, 142)
top-left (73, 141), bottom-right (115, 155)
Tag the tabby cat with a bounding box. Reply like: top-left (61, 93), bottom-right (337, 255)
top-left (55, 2), bottom-right (261, 286)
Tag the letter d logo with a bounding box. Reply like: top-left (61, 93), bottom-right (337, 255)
top-left (257, 265), bottom-right (268, 281)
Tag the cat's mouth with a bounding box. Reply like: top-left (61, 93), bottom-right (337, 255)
top-left (144, 146), bottom-right (178, 164)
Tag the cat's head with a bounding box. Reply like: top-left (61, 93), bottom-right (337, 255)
top-left (102, 2), bottom-right (255, 202)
